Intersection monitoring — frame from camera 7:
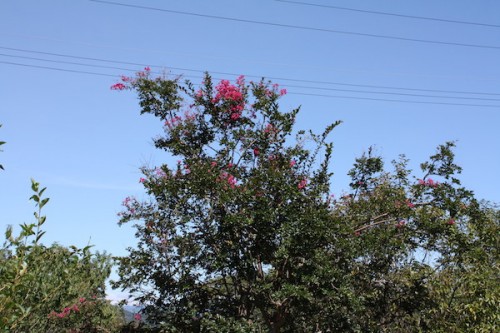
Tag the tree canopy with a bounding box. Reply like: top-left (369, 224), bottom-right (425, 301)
top-left (112, 69), bottom-right (499, 332)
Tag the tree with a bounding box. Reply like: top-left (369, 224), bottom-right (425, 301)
top-left (112, 69), bottom-right (499, 332)
top-left (0, 180), bottom-right (123, 332)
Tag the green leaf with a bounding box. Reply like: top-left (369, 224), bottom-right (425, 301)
top-left (39, 198), bottom-right (49, 209)
top-left (35, 231), bottom-right (46, 243)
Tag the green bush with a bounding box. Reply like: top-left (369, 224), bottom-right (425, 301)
top-left (0, 179), bottom-right (123, 332)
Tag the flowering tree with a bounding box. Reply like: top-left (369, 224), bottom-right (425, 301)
top-left (113, 69), bottom-right (498, 332)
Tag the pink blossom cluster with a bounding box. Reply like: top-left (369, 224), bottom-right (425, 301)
top-left (418, 178), bottom-right (439, 187)
top-left (395, 219), bottom-right (406, 229)
top-left (136, 66), bottom-right (151, 78)
top-left (212, 77), bottom-right (246, 121)
top-left (121, 196), bottom-right (138, 215)
top-left (110, 67), bottom-right (151, 90)
top-left (264, 123), bottom-right (278, 135)
top-left (264, 83), bottom-right (287, 97)
top-left (405, 199), bottom-right (415, 208)
top-left (49, 298), bottom-right (87, 319)
top-left (154, 167), bottom-right (167, 178)
top-left (218, 171), bottom-right (238, 189)
top-left (164, 111), bottom-right (197, 130)
top-left (110, 82), bottom-right (126, 90)
top-left (164, 115), bottom-right (183, 128)
top-left (298, 178), bottom-right (307, 190)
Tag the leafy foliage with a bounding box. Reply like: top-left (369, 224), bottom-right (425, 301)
top-left (113, 70), bottom-right (499, 332)
top-left (0, 179), bottom-right (123, 332)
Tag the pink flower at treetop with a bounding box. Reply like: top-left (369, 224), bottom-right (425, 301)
top-left (417, 178), bottom-right (439, 188)
top-left (110, 82), bottom-right (126, 90)
top-left (298, 178), bottom-right (307, 190)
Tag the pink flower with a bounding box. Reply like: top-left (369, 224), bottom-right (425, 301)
top-left (144, 66), bottom-right (151, 71)
top-left (236, 75), bottom-right (245, 86)
top-left (264, 124), bottom-right (277, 134)
top-left (289, 160), bottom-right (296, 167)
top-left (155, 167), bottom-right (166, 177)
top-left (417, 178), bottom-right (439, 188)
top-left (79, 297), bottom-right (86, 303)
top-left (405, 199), bottom-right (415, 208)
top-left (134, 313), bottom-right (142, 321)
top-left (447, 218), bottom-right (455, 225)
top-left (298, 178), bottom-right (307, 190)
top-left (427, 178), bottom-right (439, 187)
top-left (280, 88), bottom-right (287, 96)
top-left (253, 148), bottom-right (260, 156)
top-left (227, 174), bottom-right (237, 189)
top-left (110, 83), bottom-right (126, 90)
top-left (139, 177), bottom-right (146, 183)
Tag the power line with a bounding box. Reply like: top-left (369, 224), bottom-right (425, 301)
top-left (2, 34), bottom-right (499, 82)
top-left (1, 60), bottom-right (499, 109)
top-left (0, 61), bottom-right (116, 77)
top-left (89, 0), bottom-right (500, 51)
top-left (0, 53), bottom-right (140, 74)
top-left (276, 0), bottom-right (500, 29)
top-left (289, 92), bottom-right (500, 108)
top-left (281, 83), bottom-right (500, 102)
top-left (3, 46), bottom-right (499, 97)
top-left (2, 52), bottom-right (500, 102)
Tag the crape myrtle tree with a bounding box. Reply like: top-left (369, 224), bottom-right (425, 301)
top-left (112, 69), bottom-right (499, 332)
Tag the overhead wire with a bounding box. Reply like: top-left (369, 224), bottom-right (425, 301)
top-left (88, 0), bottom-right (500, 50)
top-left (6, 51), bottom-right (500, 102)
top-left (291, 92), bottom-right (500, 108)
top-left (3, 52), bottom-right (500, 102)
top-left (3, 33), bottom-right (499, 82)
top-left (0, 61), bottom-right (116, 77)
top-left (2, 46), bottom-right (499, 97)
top-left (275, 0), bottom-right (500, 29)
top-left (1, 59), bottom-right (499, 109)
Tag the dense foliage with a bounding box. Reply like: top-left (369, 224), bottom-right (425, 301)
top-left (0, 180), bottom-right (123, 332)
top-left (112, 70), bottom-right (499, 332)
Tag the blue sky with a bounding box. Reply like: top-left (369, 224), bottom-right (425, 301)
top-left (1, 0), bottom-right (499, 300)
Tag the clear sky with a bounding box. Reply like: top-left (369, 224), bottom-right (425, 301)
top-left (1, 0), bottom-right (499, 300)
